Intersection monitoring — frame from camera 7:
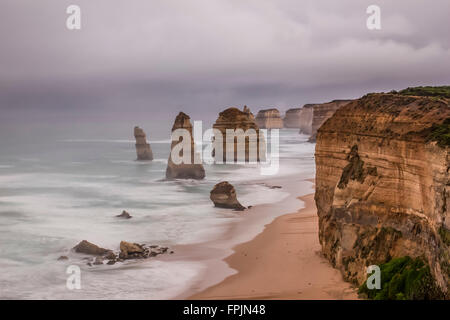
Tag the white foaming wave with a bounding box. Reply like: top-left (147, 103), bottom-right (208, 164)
top-left (62, 139), bottom-right (170, 144)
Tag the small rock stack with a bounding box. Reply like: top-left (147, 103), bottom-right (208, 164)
top-left (134, 126), bottom-right (153, 160)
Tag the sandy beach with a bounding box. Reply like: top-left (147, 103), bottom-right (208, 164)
top-left (189, 192), bottom-right (358, 300)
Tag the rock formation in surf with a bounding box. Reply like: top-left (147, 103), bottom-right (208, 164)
top-left (73, 240), bottom-right (111, 256)
top-left (166, 112), bottom-right (205, 179)
top-left (134, 126), bottom-right (153, 160)
top-left (212, 107), bottom-right (266, 163)
top-left (298, 104), bottom-right (314, 135)
top-left (315, 91), bottom-right (450, 298)
top-left (309, 100), bottom-right (352, 141)
top-left (210, 181), bottom-right (245, 211)
top-left (283, 108), bottom-right (302, 128)
top-left (255, 108), bottom-right (284, 129)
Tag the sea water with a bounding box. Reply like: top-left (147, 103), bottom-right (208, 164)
top-left (0, 128), bottom-right (315, 299)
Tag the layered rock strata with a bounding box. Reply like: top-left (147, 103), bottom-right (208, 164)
top-left (283, 108), bottom-right (302, 128)
top-left (213, 107), bottom-right (266, 163)
top-left (210, 181), bottom-right (245, 210)
top-left (309, 100), bottom-right (352, 141)
top-left (134, 126), bottom-right (153, 160)
top-left (166, 112), bottom-right (206, 179)
top-left (255, 108), bottom-right (284, 129)
top-left (315, 93), bottom-right (450, 297)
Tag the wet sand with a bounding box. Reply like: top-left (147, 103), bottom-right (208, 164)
top-left (189, 193), bottom-right (358, 300)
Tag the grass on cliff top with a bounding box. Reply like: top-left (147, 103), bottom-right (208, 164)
top-left (358, 256), bottom-right (443, 300)
top-left (427, 118), bottom-right (450, 147)
top-left (391, 86), bottom-right (450, 99)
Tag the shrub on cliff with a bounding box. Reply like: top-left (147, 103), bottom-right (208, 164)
top-left (359, 256), bottom-right (443, 300)
top-left (397, 86), bottom-right (450, 99)
top-left (427, 118), bottom-right (450, 147)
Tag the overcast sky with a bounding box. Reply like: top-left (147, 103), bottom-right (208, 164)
top-left (0, 0), bottom-right (449, 135)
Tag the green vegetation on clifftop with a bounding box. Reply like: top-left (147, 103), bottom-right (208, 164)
top-left (394, 86), bottom-right (450, 99)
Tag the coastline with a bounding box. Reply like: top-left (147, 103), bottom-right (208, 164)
top-left (188, 191), bottom-right (358, 300)
top-left (160, 173), bottom-right (358, 300)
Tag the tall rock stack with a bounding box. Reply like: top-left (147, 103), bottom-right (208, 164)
top-left (255, 108), bottom-right (284, 129)
top-left (298, 104), bottom-right (314, 135)
top-left (309, 100), bottom-right (352, 141)
top-left (213, 107), bottom-right (266, 163)
top-left (315, 92), bottom-right (450, 298)
top-left (166, 112), bottom-right (205, 180)
top-left (134, 126), bottom-right (153, 160)
top-left (283, 108), bottom-right (302, 128)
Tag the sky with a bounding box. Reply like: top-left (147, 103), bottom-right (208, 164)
top-left (0, 0), bottom-right (449, 138)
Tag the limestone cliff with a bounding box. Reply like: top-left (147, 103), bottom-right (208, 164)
top-left (255, 108), bottom-right (284, 129)
top-left (213, 107), bottom-right (265, 162)
top-left (166, 112), bottom-right (205, 179)
top-left (283, 108), bottom-right (302, 128)
top-left (298, 104), bottom-right (314, 135)
top-left (309, 100), bottom-right (352, 141)
top-left (134, 126), bottom-right (153, 161)
top-left (315, 93), bottom-right (450, 298)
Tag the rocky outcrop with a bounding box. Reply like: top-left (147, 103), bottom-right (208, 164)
top-left (116, 210), bottom-right (132, 219)
top-left (315, 93), bottom-right (450, 297)
top-left (298, 104), bottom-right (314, 135)
top-left (255, 108), bottom-right (284, 129)
top-left (73, 240), bottom-right (111, 256)
top-left (213, 107), bottom-right (266, 163)
top-left (309, 100), bottom-right (352, 141)
top-left (134, 126), bottom-right (153, 160)
top-left (283, 108), bottom-right (302, 128)
top-left (166, 112), bottom-right (205, 179)
top-left (210, 181), bottom-right (245, 211)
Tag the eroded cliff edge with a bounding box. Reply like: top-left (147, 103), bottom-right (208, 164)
top-left (315, 93), bottom-right (450, 298)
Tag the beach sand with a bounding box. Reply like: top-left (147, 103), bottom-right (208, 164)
top-left (189, 193), bottom-right (358, 300)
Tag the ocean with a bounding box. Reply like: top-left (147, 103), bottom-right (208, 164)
top-left (0, 127), bottom-right (315, 299)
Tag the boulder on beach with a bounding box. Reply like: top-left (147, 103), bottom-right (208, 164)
top-left (134, 126), bottom-right (154, 161)
top-left (210, 181), bottom-right (245, 211)
top-left (73, 240), bottom-right (111, 256)
top-left (166, 112), bottom-right (205, 180)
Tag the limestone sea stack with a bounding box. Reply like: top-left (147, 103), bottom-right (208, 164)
top-left (255, 108), bottom-right (284, 129)
top-left (309, 100), bottom-right (352, 141)
top-left (134, 126), bottom-right (153, 160)
top-left (210, 181), bottom-right (245, 211)
top-left (283, 108), bottom-right (302, 128)
top-left (213, 107), bottom-right (266, 163)
top-left (315, 92), bottom-right (449, 298)
top-left (298, 104), bottom-right (314, 135)
top-left (166, 112), bottom-right (205, 180)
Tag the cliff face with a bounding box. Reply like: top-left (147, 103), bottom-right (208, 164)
top-left (255, 108), bottom-right (284, 129)
top-left (283, 108), bottom-right (302, 128)
top-left (134, 126), bottom-right (153, 160)
top-left (315, 93), bottom-right (450, 297)
top-left (213, 107), bottom-right (265, 162)
top-left (166, 112), bottom-right (205, 179)
top-left (309, 100), bottom-right (352, 141)
top-left (298, 104), bottom-right (314, 135)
